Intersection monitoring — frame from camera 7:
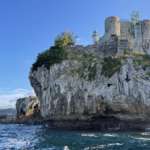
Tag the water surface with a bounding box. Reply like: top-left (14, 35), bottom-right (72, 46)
top-left (0, 124), bottom-right (150, 149)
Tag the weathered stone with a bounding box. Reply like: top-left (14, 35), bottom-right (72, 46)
top-left (16, 96), bottom-right (40, 119)
top-left (29, 55), bottom-right (150, 123)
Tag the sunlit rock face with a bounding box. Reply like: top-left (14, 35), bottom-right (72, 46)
top-left (30, 51), bottom-right (150, 121)
top-left (16, 96), bottom-right (39, 118)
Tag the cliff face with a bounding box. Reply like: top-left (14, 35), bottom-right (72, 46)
top-left (30, 48), bottom-right (150, 123)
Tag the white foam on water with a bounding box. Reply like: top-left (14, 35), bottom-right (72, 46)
top-left (141, 132), bottom-right (150, 136)
top-left (84, 143), bottom-right (123, 150)
top-left (107, 143), bottom-right (123, 146)
top-left (81, 133), bottom-right (98, 137)
top-left (132, 137), bottom-right (150, 141)
top-left (84, 144), bottom-right (105, 150)
top-left (103, 133), bottom-right (118, 137)
top-left (3, 138), bottom-right (30, 149)
top-left (41, 148), bottom-right (57, 150)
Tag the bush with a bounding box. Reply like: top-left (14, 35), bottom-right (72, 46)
top-left (31, 32), bottom-right (76, 71)
top-left (102, 57), bottom-right (122, 77)
top-left (54, 32), bottom-right (75, 48)
top-left (133, 54), bottom-right (150, 68)
top-left (32, 46), bottom-right (68, 71)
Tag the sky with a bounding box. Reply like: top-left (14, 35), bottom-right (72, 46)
top-left (0, 0), bottom-right (150, 108)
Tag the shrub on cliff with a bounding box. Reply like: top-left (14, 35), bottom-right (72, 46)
top-left (102, 57), bottom-right (122, 77)
top-left (31, 32), bottom-right (76, 71)
top-left (54, 32), bottom-right (75, 47)
top-left (32, 46), bottom-right (68, 71)
top-left (133, 54), bottom-right (150, 69)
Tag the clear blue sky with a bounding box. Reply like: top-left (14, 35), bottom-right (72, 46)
top-left (0, 0), bottom-right (150, 107)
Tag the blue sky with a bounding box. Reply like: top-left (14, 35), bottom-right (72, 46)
top-left (0, 0), bottom-right (150, 108)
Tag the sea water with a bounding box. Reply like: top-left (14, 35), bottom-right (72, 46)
top-left (0, 124), bottom-right (150, 150)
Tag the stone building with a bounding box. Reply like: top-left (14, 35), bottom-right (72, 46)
top-left (99, 16), bottom-right (150, 55)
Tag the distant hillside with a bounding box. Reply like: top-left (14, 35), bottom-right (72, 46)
top-left (0, 108), bottom-right (16, 117)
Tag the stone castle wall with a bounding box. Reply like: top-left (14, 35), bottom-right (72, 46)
top-left (101, 16), bottom-right (150, 55)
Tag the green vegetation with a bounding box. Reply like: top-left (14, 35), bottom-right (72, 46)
top-left (81, 53), bottom-right (97, 81)
top-left (133, 54), bottom-right (150, 68)
top-left (54, 32), bottom-right (75, 48)
top-left (122, 49), bottom-right (150, 69)
top-left (32, 28), bottom-right (150, 81)
top-left (32, 32), bottom-right (76, 71)
top-left (124, 49), bottom-right (131, 55)
top-left (69, 53), bottom-right (98, 81)
top-left (87, 63), bottom-right (97, 81)
top-left (146, 72), bottom-right (150, 77)
top-left (101, 57), bottom-right (122, 77)
top-left (124, 49), bottom-right (145, 56)
top-left (32, 46), bottom-right (68, 71)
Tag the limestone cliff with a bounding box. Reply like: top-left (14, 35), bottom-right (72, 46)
top-left (30, 47), bottom-right (150, 127)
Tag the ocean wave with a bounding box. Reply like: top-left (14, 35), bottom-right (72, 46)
top-left (81, 133), bottom-right (98, 137)
top-left (132, 137), bottom-right (150, 141)
top-left (84, 143), bottom-right (123, 150)
top-left (107, 143), bottom-right (123, 146)
top-left (141, 132), bottom-right (150, 136)
top-left (103, 133), bottom-right (118, 137)
top-left (2, 138), bottom-right (31, 149)
top-left (84, 144), bottom-right (105, 150)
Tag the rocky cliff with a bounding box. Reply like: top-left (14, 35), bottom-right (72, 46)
top-left (30, 46), bottom-right (150, 130)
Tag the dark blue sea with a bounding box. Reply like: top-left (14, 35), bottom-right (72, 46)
top-left (0, 124), bottom-right (150, 150)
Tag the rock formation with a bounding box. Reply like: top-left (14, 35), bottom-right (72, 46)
top-left (16, 96), bottom-right (40, 119)
top-left (29, 16), bottom-right (150, 130)
top-left (30, 47), bottom-right (150, 130)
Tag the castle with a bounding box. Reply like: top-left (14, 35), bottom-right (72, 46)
top-left (99, 16), bottom-right (150, 55)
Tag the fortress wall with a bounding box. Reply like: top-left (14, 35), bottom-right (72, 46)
top-left (105, 16), bottom-right (120, 38)
top-left (99, 39), bottom-right (118, 56)
top-left (134, 22), bottom-right (142, 40)
top-left (141, 20), bottom-right (150, 53)
top-left (142, 20), bottom-right (150, 40)
top-left (102, 16), bottom-right (150, 55)
top-left (120, 21), bottom-right (131, 40)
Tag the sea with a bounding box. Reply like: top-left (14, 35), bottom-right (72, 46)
top-left (0, 124), bottom-right (150, 150)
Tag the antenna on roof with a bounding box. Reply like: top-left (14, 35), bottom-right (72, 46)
top-left (131, 11), bottom-right (140, 25)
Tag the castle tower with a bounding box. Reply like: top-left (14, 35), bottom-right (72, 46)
top-left (92, 31), bottom-right (100, 44)
top-left (105, 16), bottom-right (120, 38)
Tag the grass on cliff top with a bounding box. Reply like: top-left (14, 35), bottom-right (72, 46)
top-left (32, 46), bottom-right (68, 71)
top-left (101, 57), bottom-right (122, 77)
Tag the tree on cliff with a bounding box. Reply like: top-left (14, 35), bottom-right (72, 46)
top-left (32, 32), bottom-right (75, 71)
top-left (54, 32), bottom-right (76, 48)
